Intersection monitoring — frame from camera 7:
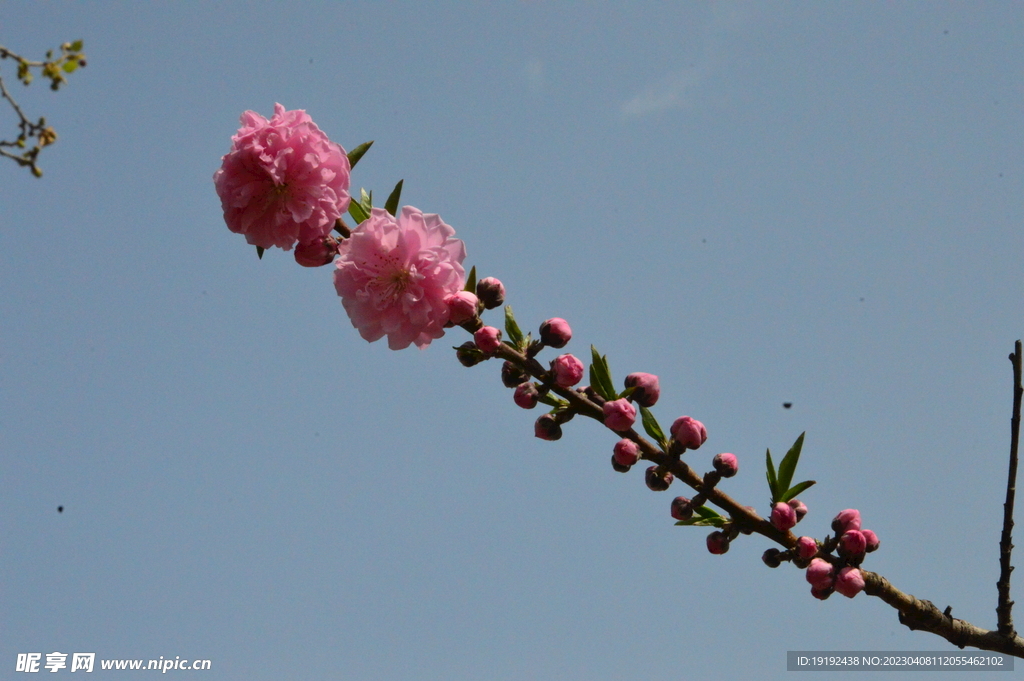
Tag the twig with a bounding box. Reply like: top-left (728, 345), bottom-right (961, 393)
top-left (998, 341), bottom-right (1024, 636)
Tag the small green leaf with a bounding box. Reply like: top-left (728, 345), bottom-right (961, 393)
top-left (383, 178), bottom-right (403, 216)
top-left (61, 60), bottom-right (77, 73)
top-left (347, 141), bottom-right (373, 169)
top-left (589, 346), bottom-right (616, 401)
top-left (69, 40), bottom-right (84, 52)
top-left (779, 479), bottom-right (816, 503)
top-left (504, 306), bottom-right (525, 347)
top-left (256, 245), bottom-right (265, 260)
top-left (694, 506), bottom-right (724, 520)
top-left (639, 405), bottom-right (668, 449)
top-left (766, 448), bottom-right (779, 502)
top-left (348, 201), bottom-right (368, 224)
top-left (464, 266), bottom-right (477, 294)
top-left (359, 188), bottom-right (372, 213)
top-left (538, 394), bottom-right (568, 409)
top-left (776, 432), bottom-right (805, 494)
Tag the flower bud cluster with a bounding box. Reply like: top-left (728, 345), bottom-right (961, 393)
top-left (796, 509), bottom-right (878, 600)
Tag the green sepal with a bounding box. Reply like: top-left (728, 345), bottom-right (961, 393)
top-left (776, 432), bottom-right (805, 495)
top-left (779, 479), bottom-right (816, 503)
top-left (256, 245), bottom-right (265, 260)
top-left (384, 179), bottom-right (403, 216)
top-left (588, 346), bottom-right (616, 401)
top-left (766, 448), bottom-right (779, 503)
top-left (347, 141), bottom-right (373, 169)
top-left (639, 405), bottom-right (668, 450)
top-left (464, 266), bottom-right (477, 294)
top-left (504, 306), bottom-right (525, 348)
top-left (538, 394), bottom-right (568, 409)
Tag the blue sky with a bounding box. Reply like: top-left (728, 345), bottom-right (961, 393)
top-left (3, 2), bottom-right (1023, 679)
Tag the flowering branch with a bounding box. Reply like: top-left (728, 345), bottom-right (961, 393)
top-left (0, 41), bottom-right (86, 177)
top-left (212, 104), bottom-right (1024, 659)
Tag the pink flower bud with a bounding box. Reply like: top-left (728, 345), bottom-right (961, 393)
top-left (670, 416), bottom-right (707, 450)
top-left (712, 452), bottom-right (739, 478)
top-left (796, 536), bottom-right (818, 560)
top-left (811, 584), bottom-right (834, 600)
top-left (706, 530), bottom-right (730, 555)
top-left (624, 372), bottom-right (660, 407)
top-left (834, 566), bottom-right (865, 598)
top-left (514, 382), bottom-right (540, 409)
top-left (805, 557), bottom-right (834, 589)
top-left (534, 414), bottom-right (562, 441)
top-left (644, 466), bottom-right (673, 491)
top-left (551, 354), bottom-right (584, 388)
top-left (770, 501), bottom-right (797, 531)
top-left (788, 498), bottom-right (808, 522)
top-left (671, 496), bottom-right (694, 521)
top-left (831, 509), bottom-right (862, 534)
top-left (445, 290), bottom-right (479, 325)
top-left (539, 317), bottom-right (572, 348)
top-left (603, 399), bottom-right (637, 432)
top-left (838, 529), bottom-right (867, 560)
top-left (613, 438), bottom-right (641, 467)
top-left (475, 277), bottom-right (505, 309)
top-left (294, 236), bottom-right (340, 267)
top-left (474, 326), bottom-right (502, 354)
top-left (861, 529), bottom-right (880, 553)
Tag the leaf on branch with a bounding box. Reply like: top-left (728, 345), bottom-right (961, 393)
top-left (639, 405), bottom-right (668, 450)
top-left (779, 479), bottom-right (816, 503)
top-left (383, 178), bottom-right (403, 216)
top-left (766, 448), bottom-right (779, 503)
top-left (589, 346), bottom-right (616, 401)
top-left (538, 393), bottom-right (568, 409)
top-left (675, 507), bottom-right (727, 527)
top-left (464, 266), bottom-right (477, 294)
top-left (347, 141), bottom-right (373, 169)
top-left (504, 305), bottom-right (525, 348)
top-left (348, 201), bottom-right (368, 224)
top-left (776, 432), bottom-right (805, 494)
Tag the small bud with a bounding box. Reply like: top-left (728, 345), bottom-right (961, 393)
top-left (446, 290), bottom-right (479, 325)
top-left (706, 530), bottom-right (730, 555)
top-left (770, 501), bottom-right (797, 531)
top-left (455, 341), bottom-right (485, 367)
top-left (670, 416), bottom-right (707, 450)
top-left (534, 414), bottom-right (562, 441)
top-left (795, 536), bottom-right (818, 560)
top-left (624, 372), bottom-right (660, 407)
top-left (831, 509), bottom-right (862, 535)
top-left (838, 529), bottom-right (867, 561)
top-left (788, 498), bottom-right (808, 522)
top-left (476, 277), bottom-right (505, 309)
top-left (539, 317), bottom-right (572, 348)
top-left (603, 398), bottom-right (637, 432)
top-left (762, 548), bottom-right (783, 568)
top-left (293, 236), bottom-right (340, 267)
top-left (805, 557), bottom-right (834, 589)
top-left (501, 361), bottom-right (528, 388)
top-left (861, 529), bottom-right (880, 553)
top-left (610, 453), bottom-right (631, 473)
top-left (644, 465), bottom-right (673, 491)
top-left (474, 326), bottom-right (502, 354)
top-left (811, 584), bottom-right (834, 600)
top-left (712, 452), bottom-right (739, 478)
top-left (514, 382), bottom-right (540, 409)
top-left (671, 496), bottom-right (694, 521)
top-left (834, 567), bottom-right (865, 598)
top-left (613, 438), bottom-right (641, 467)
top-left (551, 354), bottom-right (585, 388)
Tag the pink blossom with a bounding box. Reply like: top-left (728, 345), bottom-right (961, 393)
top-left (539, 318), bottom-right (572, 348)
top-left (706, 531), bottom-right (730, 555)
top-left (770, 501), bottom-right (797, 531)
top-left (513, 382), bottom-right (539, 409)
top-left (474, 326), bottom-right (502, 354)
top-left (294, 236), bottom-right (340, 267)
top-left (624, 372), bottom-right (660, 407)
top-left (712, 452), bottom-right (739, 478)
top-left (214, 103), bottom-right (350, 251)
top-left (796, 536), bottom-right (818, 560)
top-left (834, 567), bottom-right (866, 598)
top-left (603, 398), bottom-right (637, 431)
top-left (805, 558), bottom-right (834, 589)
top-left (476, 277), bottom-right (505, 309)
top-left (445, 291), bottom-right (479, 325)
top-left (551, 354), bottom-right (585, 387)
top-left (613, 438), bottom-right (640, 467)
top-left (839, 529), bottom-right (867, 560)
top-left (670, 416), bottom-right (707, 450)
top-left (831, 509), bottom-right (862, 534)
top-left (861, 529), bottom-right (880, 553)
top-left (333, 206), bottom-right (466, 350)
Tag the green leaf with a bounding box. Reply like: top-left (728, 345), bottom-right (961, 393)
top-left (588, 346), bottom-right (616, 401)
top-left (538, 394), bottom-right (568, 409)
top-left (776, 432), bottom-right (805, 495)
top-left (694, 506), bottom-right (724, 520)
top-left (359, 188), bottom-right (372, 214)
top-left (639, 405), bottom-right (668, 449)
top-left (69, 40), bottom-right (84, 52)
top-left (61, 60), bottom-right (77, 73)
top-left (348, 201), bottom-right (368, 224)
top-left (779, 479), bottom-right (816, 503)
top-left (464, 266), bottom-right (477, 294)
top-left (504, 306), bottom-right (525, 348)
top-left (383, 179), bottom-right (403, 216)
top-left (256, 245), bottom-right (265, 260)
top-left (766, 448), bottom-right (779, 502)
top-left (347, 141), bottom-right (373, 169)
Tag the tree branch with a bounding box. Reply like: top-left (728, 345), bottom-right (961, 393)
top-left (998, 340), bottom-right (1023, 635)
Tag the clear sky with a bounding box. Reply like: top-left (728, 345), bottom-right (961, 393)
top-left (3, 2), bottom-right (1023, 679)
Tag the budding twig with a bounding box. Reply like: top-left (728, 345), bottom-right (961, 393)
top-left (998, 340), bottom-right (1023, 636)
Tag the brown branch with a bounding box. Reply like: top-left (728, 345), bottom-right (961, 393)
top-left (998, 340), bottom-right (1024, 635)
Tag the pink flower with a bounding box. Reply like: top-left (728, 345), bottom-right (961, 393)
top-left (805, 558), bottom-right (834, 589)
top-left (796, 536), bottom-right (818, 560)
top-left (293, 236), bottom-right (340, 267)
top-left (670, 416), bottom-right (707, 450)
top-left (539, 318), bottom-right (572, 348)
top-left (839, 529), bottom-right (867, 560)
top-left (706, 531), bottom-right (730, 555)
top-left (551, 354), bottom-right (584, 387)
top-left (861, 529), bottom-right (880, 553)
top-left (513, 382), bottom-right (539, 409)
top-left (214, 103), bottom-right (351, 251)
top-left (474, 326), bottom-right (502, 354)
top-left (445, 291), bottom-right (479, 325)
top-left (834, 567), bottom-right (865, 598)
top-left (476, 277), bottom-right (505, 309)
top-left (333, 206), bottom-right (466, 350)
top-left (770, 501), bottom-right (797, 531)
top-left (712, 452), bottom-right (739, 478)
top-left (624, 372), bottom-right (660, 407)
top-left (831, 509), bottom-right (862, 535)
top-left (603, 398), bottom-right (637, 431)
top-left (613, 438), bottom-right (640, 467)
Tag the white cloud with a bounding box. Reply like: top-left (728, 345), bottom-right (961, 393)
top-left (620, 65), bottom-right (707, 117)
